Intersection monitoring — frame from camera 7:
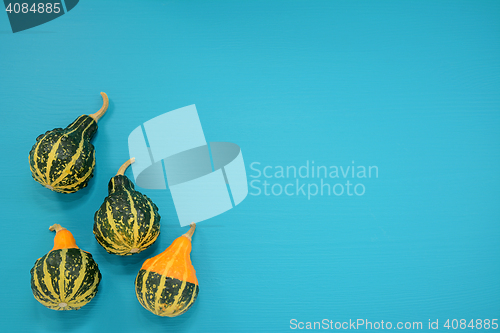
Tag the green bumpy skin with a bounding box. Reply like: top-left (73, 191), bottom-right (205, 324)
top-left (135, 269), bottom-right (199, 317)
top-left (30, 248), bottom-right (102, 311)
top-left (93, 175), bottom-right (161, 256)
top-left (28, 115), bottom-right (98, 193)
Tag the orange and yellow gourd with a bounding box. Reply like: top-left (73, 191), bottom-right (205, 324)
top-left (135, 223), bottom-right (199, 317)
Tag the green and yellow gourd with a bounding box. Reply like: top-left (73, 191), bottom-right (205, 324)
top-left (30, 224), bottom-right (102, 311)
top-left (135, 223), bottom-right (199, 317)
top-left (28, 92), bottom-right (109, 193)
top-left (93, 158), bottom-right (161, 255)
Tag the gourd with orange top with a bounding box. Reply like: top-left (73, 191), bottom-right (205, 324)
top-left (30, 224), bottom-right (102, 310)
top-left (135, 223), bottom-right (199, 317)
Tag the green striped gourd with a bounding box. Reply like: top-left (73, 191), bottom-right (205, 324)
top-left (30, 224), bottom-right (102, 311)
top-left (28, 92), bottom-right (109, 193)
top-left (93, 158), bottom-right (161, 255)
top-left (135, 224), bottom-right (199, 317)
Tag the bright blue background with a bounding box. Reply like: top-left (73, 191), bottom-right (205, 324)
top-left (1, 1), bottom-right (499, 332)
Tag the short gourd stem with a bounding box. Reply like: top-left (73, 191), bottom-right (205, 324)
top-left (89, 92), bottom-right (109, 122)
top-left (117, 158), bottom-right (135, 176)
top-left (49, 224), bottom-right (65, 233)
top-left (182, 223), bottom-right (196, 241)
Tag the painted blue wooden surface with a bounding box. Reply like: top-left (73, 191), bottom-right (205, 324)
top-left (0, 1), bottom-right (499, 332)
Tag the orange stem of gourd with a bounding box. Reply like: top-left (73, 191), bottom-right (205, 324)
top-left (49, 224), bottom-right (79, 251)
top-left (89, 92), bottom-right (109, 122)
top-left (116, 157), bottom-right (135, 176)
top-left (182, 223), bottom-right (196, 241)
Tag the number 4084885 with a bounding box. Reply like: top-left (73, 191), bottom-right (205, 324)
top-left (5, 3), bottom-right (61, 14)
top-left (444, 319), bottom-right (498, 330)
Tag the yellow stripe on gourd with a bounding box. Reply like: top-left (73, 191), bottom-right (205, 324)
top-left (44, 122), bottom-right (82, 184)
top-left (50, 121), bottom-right (95, 187)
top-left (167, 244), bottom-right (190, 316)
top-left (154, 245), bottom-right (183, 314)
top-left (141, 253), bottom-right (165, 310)
top-left (66, 251), bottom-right (88, 301)
top-left (104, 200), bottom-right (129, 250)
top-left (29, 162), bottom-right (45, 185)
top-left (94, 218), bottom-right (128, 254)
top-left (138, 200), bottom-right (157, 249)
top-left (69, 268), bottom-right (100, 306)
top-left (32, 134), bottom-right (49, 183)
top-left (42, 255), bottom-right (58, 302)
top-left (139, 270), bottom-right (149, 309)
top-left (36, 297), bottom-right (55, 308)
top-left (167, 274), bottom-right (187, 316)
top-left (32, 259), bottom-right (53, 303)
top-left (125, 189), bottom-right (139, 251)
top-left (139, 234), bottom-right (158, 251)
top-left (58, 249), bottom-right (67, 303)
top-left (182, 253), bottom-right (197, 311)
top-left (44, 135), bottom-right (64, 184)
top-left (52, 157), bottom-right (95, 190)
top-left (184, 284), bottom-right (198, 313)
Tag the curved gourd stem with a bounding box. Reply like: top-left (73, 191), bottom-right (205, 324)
top-left (89, 92), bottom-right (109, 122)
top-left (49, 224), bottom-right (65, 233)
top-left (116, 157), bottom-right (135, 176)
top-left (182, 223), bottom-right (196, 241)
